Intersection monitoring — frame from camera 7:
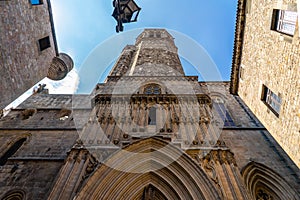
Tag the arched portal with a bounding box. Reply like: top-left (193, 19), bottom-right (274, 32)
top-left (242, 161), bottom-right (300, 200)
top-left (75, 137), bottom-right (221, 200)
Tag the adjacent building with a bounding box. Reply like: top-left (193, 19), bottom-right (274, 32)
top-left (0, 29), bottom-right (299, 200)
top-left (231, 0), bottom-right (300, 167)
top-left (0, 0), bottom-right (73, 110)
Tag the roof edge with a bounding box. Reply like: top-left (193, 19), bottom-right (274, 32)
top-left (230, 0), bottom-right (246, 94)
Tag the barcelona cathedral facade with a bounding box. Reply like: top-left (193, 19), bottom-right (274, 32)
top-left (0, 0), bottom-right (300, 200)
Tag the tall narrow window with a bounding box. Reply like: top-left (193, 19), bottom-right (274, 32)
top-left (245, 0), bottom-right (252, 14)
top-left (239, 65), bottom-right (245, 81)
top-left (213, 98), bottom-right (235, 126)
top-left (261, 85), bottom-right (282, 117)
top-left (38, 36), bottom-right (50, 51)
top-left (156, 32), bottom-right (161, 38)
top-left (271, 9), bottom-right (297, 36)
top-left (30, 0), bottom-right (43, 5)
top-left (148, 107), bottom-right (156, 125)
top-left (0, 138), bottom-right (26, 166)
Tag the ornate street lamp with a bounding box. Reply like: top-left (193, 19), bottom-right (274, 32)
top-left (112, 0), bottom-right (141, 33)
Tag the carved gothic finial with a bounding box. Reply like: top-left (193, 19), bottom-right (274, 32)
top-left (215, 140), bottom-right (223, 146)
top-left (73, 139), bottom-right (85, 149)
top-left (202, 150), bottom-right (237, 166)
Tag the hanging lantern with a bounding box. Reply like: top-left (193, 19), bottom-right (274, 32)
top-left (112, 0), bottom-right (141, 32)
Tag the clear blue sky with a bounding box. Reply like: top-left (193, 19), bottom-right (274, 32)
top-left (51, 0), bottom-right (237, 83)
top-left (5, 0), bottom-right (238, 108)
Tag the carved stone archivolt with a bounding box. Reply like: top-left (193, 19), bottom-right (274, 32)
top-left (74, 138), bottom-right (222, 200)
top-left (242, 162), bottom-right (300, 200)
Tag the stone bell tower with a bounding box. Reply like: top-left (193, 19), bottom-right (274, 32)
top-left (108, 29), bottom-right (184, 77)
top-left (90, 29), bottom-right (211, 147)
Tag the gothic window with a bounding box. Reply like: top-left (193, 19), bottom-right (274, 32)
top-left (261, 85), bottom-right (281, 117)
top-left (271, 9), bottom-right (297, 36)
top-left (38, 36), bottom-right (50, 51)
top-left (148, 107), bottom-right (156, 125)
top-left (30, 0), bottom-right (43, 5)
top-left (149, 31), bottom-right (154, 37)
top-left (0, 138), bottom-right (26, 166)
top-left (213, 97), bottom-right (235, 126)
top-left (144, 84), bottom-right (161, 94)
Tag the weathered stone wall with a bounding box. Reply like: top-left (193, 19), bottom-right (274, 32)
top-left (237, 0), bottom-right (300, 167)
top-left (0, 0), bottom-right (57, 109)
top-left (0, 130), bottom-right (78, 199)
top-left (0, 94), bottom-right (89, 199)
top-left (206, 82), bottom-right (300, 197)
top-left (122, 29), bottom-right (184, 76)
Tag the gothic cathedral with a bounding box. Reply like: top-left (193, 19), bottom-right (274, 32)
top-left (0, 29), bottom-right (299, 200)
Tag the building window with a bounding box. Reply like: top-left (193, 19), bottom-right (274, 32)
top-left (149, 31), bottom-right (154, 38)
top-left (245, 0), bottom-right (252, 14)
top-left (271, 9), bottom-right (297, 36)
top-left (0, 138), bottom-right (26, 166)
top-left (30, 0), bottom-right (43, 5)
top-left (261, 85), bottom-right (282, 117)
top-left (38, 36), bottom-right (50, 51)
top-left (148, 107), bottom-right (156, 125)
top-left (213, 98), bottom-right (235, 126)
top-left (239, 65), bottom-right (245, 81)
top-left (144, 84), bottom-right (161, 94)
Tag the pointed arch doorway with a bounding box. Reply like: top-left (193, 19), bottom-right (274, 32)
top-left (74, 138), bottom-right (221, 200)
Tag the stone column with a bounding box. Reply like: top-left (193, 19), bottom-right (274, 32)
top-left (47, 140), bottom-right (97, 200)
top-left (201, 149), bottom-right (251, 200)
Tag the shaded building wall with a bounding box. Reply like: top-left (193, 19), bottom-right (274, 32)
top-left (0, 0), bottom-right (73, 110)
top-left (231, 0), bottom-right (300, 167)
top-left (0, 130), bottom-right (78, 199)
top-left (0, 94), bottom-right (91, 199)
top-left (210, 83), bottom-right (300, 199)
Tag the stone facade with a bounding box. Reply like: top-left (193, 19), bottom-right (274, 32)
top-left (0, 29), bottom-right (299, 199)
top-left (231, 0), bottom-right (300, 167)
top-left (0, 0), bottom-right (73, 110)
